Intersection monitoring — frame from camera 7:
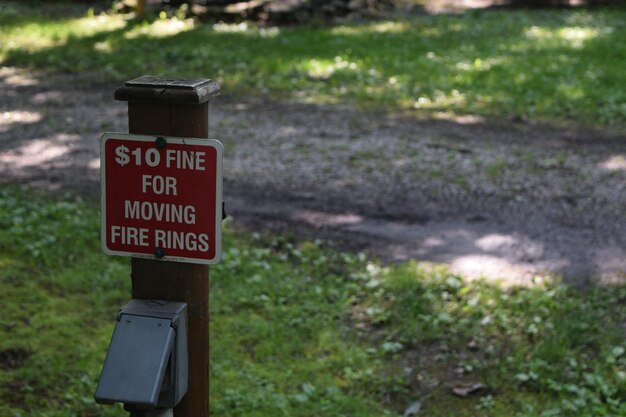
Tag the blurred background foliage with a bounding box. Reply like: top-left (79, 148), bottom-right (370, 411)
top-left (34, 0), bottom-right (626, 25)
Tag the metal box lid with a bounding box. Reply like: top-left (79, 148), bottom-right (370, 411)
top-left (95, 300), bottom-right (188, 409)
top-left (95, 314), bottom-right (175, 409)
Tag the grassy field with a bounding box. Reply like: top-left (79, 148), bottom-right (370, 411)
top-left (1, 186), bottom-right (624, 417)
top-left (1, 3), bottom-right (625, 416)
top-left (0, 2), bottom-right (625, 129)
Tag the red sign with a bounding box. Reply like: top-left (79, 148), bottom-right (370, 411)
top-left (101, 133), bottom-right (223, 264)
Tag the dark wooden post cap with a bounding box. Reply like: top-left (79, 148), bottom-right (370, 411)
top-left (115, 75), bottom-right (220, 104)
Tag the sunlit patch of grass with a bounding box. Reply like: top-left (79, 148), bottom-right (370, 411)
top-left (331, 20), bottom-right (411, 35)
top-left (299, 56), bottom-right (361, 81)
top-left (412, 89), bottom-right (468, 111)
top-left (124, 16), bottom-right (195, 39)
top-left (0, 14), bottom-right (126, 54)
top-left (524, 25), bottom-right (609, 49)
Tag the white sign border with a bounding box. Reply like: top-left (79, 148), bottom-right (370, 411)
top-left (100, 132), bottom-right (224, 265)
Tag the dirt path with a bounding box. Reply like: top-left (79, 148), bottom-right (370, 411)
top-left (1, 67), bottom-right (625, 285)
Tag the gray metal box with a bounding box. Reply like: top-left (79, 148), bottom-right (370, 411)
top-left (95, 300), bottom-right (188, 410)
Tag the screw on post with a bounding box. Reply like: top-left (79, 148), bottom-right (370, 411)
top-left (154, 247), bottom-right (165, 259)
top-left (155, 137), bottom-right (167, 149)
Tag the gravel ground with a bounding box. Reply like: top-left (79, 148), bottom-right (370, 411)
top-left (1, 67), bottom-right (625, 285)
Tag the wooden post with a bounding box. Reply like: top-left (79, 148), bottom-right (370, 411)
top-left (114, 76), bottom-right (220, 417)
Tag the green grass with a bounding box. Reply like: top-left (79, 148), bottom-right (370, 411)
top-left (1, 2), bottom-right (625, 129)
top-left (1, 185), bottom-right (625, 416)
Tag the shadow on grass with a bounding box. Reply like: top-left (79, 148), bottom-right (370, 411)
top-left (1, 5), bottom-right (625, 127)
